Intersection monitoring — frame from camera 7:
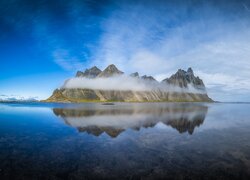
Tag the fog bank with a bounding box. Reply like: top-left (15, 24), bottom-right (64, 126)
top-left (62, 76), bottom-right (206, 94)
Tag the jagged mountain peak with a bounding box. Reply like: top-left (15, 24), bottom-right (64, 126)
top-left (162, 68), bottom-right (205, 90)
top-left (76, 71), bottom-right (84, 77)
top-left (89, 66), bottom-right (101, 71)
top-left (176, 68), bottom-right (193, 75)
top-left (106, 64), bottom-right (117, 69)
top-left (141, 75), bottom-right (157, 82)
top-left (105, 64), bottom-right (122, 72)
top-left (175, 68), bottom-right (194, 76)
top-left (187, 67), bottom-right (194, 74)
top-left (46, 65), bottom-right (213, 102)
top-left (75, 66), bottom-right (102, 78)
top-left (130, 72), bottom-right (139, 78)
top-left (98, 64), bottom-right (124, 77)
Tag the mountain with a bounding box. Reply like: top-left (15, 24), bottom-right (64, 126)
top-left (141, 75), bottom-right (157, 82)
top-left (130, 72), bottom-right (139, 78)
top-left (53, 103), bottom-right (208, 137)
top-left (162, 68), bottom-right (205, 90)
top-left (45, 64), bottom-right (213, 102)
top-left (0, 95), bottom-right (38, 103)
top-left (97, 64), bottom-right (124, 77)
top-left (76, 66), bottom-right (102, 78)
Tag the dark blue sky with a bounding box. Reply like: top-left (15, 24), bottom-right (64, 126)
top-left (1, 0), bottom-right (250, 101)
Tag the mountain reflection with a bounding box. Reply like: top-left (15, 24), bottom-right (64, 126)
top-left (53, 103), bottom-right (208, 137)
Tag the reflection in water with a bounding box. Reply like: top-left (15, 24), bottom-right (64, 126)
top-left (53, 103), bottom-right (208, 137)
top-left (1, 103), bottom-right (250, 179)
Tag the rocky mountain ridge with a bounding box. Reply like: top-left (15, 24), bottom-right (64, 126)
top-left (45, 64), bottom-right (213, 102)
top-left (53, 103), bottom-right (208, 137)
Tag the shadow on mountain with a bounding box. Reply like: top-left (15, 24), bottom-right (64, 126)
top-left (53, 103), bottom-right (208, 137)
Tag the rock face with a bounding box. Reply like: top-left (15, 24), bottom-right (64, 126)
top-left (97, 64), bottom-right (124, 77)
top-left (162, 68), bottom-right (205, 90)
top-left (130, 72), bottom-right (139, 78)
top-left (53, 103), bottom-right (208, 137)
top-left (45, 64), bottom-right (213, 102)
top-left (76, 66), bottom-right (102, 78)
top-left (141, 75), bottom-right (157, 82)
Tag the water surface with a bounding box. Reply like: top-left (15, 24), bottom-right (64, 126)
top-left (0, 102), bottom-right (250, 179)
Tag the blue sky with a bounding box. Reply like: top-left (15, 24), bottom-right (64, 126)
top-left (1, 0), bottom-right (250, 101)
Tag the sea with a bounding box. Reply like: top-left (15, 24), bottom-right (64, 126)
top-left (0, 102), bottom-right (250, 179)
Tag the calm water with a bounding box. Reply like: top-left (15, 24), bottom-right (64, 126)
top-left (0, 102), bottom-right (250, 180)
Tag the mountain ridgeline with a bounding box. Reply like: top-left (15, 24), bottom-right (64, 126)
top-left (53, 103), bottom-right (208, 137)
top-left (46, 64), bottom-right (213, 102)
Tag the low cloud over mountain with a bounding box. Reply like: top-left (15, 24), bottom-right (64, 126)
top-left (45, 64), bottom-right (212, 102)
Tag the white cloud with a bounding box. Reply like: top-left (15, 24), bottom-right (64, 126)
top-left (53, 49), bottom-right (85, 71)
top-left (63, 76), bottom-right (153, 91)
top-left (88, 3), bottom-right (250, 101)
top-left (27, 1), bottom-right (250, 101)
top-left (63, 75), bottom-right (206, 94)
top-left (129, 50), bottom-right (174, 76)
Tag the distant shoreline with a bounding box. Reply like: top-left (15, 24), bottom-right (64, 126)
top-left (1, 100), bottom-right (250, 104)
